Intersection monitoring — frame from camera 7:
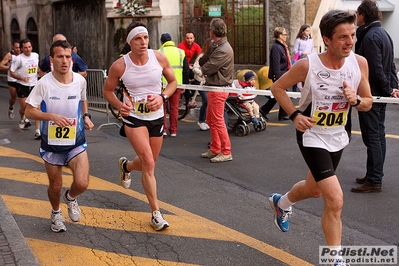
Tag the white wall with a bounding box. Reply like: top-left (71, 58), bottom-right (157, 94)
top-left (312, 0), bottom-right (398, 59)
top-left (158, 0), bottom-right (180, 49)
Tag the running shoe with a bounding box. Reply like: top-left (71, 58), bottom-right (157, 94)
top-left (63, 189), bottom-right (81, 222)
top-left (334, 259), bottom-right (350, 266)
top-left (201, 149), bottom-right (218, 158)
top-left (18, 120), bottom-right (26, 129)
top-left (24, 118), bottom-right (31, 128)
top-left (269, 193), bottom-right (292, 232)
top-left (8, 109), bottom-right (14, 119)
top-left (197, 121), bottom-right (208, 131)
top-left (51, 211), bottom-right (66, 233)
top-left (34, 131), bottom-right (41, 140)
top-left (210, 153), bottom-right (233, 163)
top-left (118, 157), bottom-right (131, 188)
top-left (151, 210), bottom-right (169, 231)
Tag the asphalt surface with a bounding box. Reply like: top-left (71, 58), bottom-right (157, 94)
top-left (0, 84), bottom-right (398, 265)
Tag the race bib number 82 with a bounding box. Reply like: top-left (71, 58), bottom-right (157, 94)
top-left (47, 118), bottom-right (77, 145)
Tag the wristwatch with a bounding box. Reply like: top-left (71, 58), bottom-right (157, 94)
top-left (351, 95), bottom-right (361, 107)
top-left (83, 113), bottom-right (91, 119)
top-left (160, 93), bottom-right (168, 103)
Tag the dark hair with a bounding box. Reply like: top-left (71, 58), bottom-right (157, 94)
top-left (50, 40), bottom-right (72, 57)
top-left (357, 0), bottom-right (380, 24)
top-left (19, 39), bottom-right (32, 48)
top-left (126, 21), bottom-right (147, 36)
top-left (210, 18), bottom-right (227, 38)
top-left (319, 10), bottom-right (356, 45)
top-left (201, 38), bottom-right (213, 54)
top-left (295, 24), bottom-right (311, 40)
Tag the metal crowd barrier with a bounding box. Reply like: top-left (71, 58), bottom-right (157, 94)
top-left (86, 69), bottom-right (120, 130)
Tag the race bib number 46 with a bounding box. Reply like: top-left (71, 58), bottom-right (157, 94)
top-left (133, 96), bottom-right (153, 115)
top-left (48, 118), bottom-right (77, 146)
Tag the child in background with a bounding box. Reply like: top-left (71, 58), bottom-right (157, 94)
top-left (237, 71), bottom-right (260, 126)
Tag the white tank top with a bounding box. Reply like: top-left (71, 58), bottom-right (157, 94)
top-left (299, 51), bottom-right (360, 152)
top-left (7, 54), bottom-right (17, 82)
top-left (121, 50), bottom-right (163, 121)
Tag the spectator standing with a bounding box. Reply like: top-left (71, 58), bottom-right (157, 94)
top-left (178, 32), bottom-right (202, 67)
top-left (192, 38), bottom-right (212, 131)
top-left (159, 33), bottom-right (189, 137)
top-left (292, 24), bottom-right (314, 91)
top-left (0, 40), bottom-right (21, 119)
top-left (351, 0), bottom-right (398, 193)
top-left (293, 24), bottom-right (314, 61)
top-left (259, 27), bottom-right (290, 121)
top-left (103, 21), bottom-right (177, 231)
top-left (178, 32), bottom-right (202, 110)
top-left (25, 40), bottom-right (94, 232)
top-left (268, 10), bottom-right (372, 265)
top-left (9, 39), bottom-right (39, 132)
top-left (199, 18), bottom-right (234, 163)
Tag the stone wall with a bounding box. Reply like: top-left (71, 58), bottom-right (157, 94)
top-left (268, 0), bottom-right (305, 51)
top-left (306, 0), bottom-right (321, 25)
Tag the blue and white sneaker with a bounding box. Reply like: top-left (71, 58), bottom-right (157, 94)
top-left (269, 193), bottom-right (292, 232)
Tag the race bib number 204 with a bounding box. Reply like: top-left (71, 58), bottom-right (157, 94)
top-left (313, 102), bottom-right (349, 128)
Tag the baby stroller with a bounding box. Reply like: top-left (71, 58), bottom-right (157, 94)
top-left (225, 80), bottom-right (267, 136)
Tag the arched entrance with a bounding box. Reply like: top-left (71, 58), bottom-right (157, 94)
top-left (26, 17), bottom-right (39, 53)
top-left (10, 18), bottom-right (21, 43)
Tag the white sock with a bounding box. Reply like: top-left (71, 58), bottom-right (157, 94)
top-left (52, 209), bottom-right (61, 214)
top-left (35, 129), bottom-right (40, 134)
top-left (278, 192), bottom-right (295, 210)
top-left (66, 191), bottom-right (75, 201)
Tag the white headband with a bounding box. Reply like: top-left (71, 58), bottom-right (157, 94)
top-left (126, 26), bottom-right (148, 44)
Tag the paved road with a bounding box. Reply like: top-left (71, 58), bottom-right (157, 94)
top-left (0, 86), bottom-right (398, 265)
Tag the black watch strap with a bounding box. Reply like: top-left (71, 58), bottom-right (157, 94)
top-left (83, 113), bottom-right (91, 119)
top-left (160, 93), bottom-right (168, 103)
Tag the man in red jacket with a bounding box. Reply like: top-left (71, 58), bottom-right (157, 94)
top-left (178, 32), bottom-right (202, 66)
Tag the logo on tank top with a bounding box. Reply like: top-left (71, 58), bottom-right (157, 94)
top-left (317, 71), bottom-right (330, 79)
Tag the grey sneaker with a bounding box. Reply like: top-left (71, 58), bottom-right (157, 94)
top-left (118, 157), bottom-right (131, 188)
top-left (210, 153), bottom-right (233, 163)
top-left (151, 210), bottom-right (169, 231)
top-left (51, 211), bottom-right (66, 233)
top-left (201, 149), bottom-right (218, 158)
top-left (18, 120), bottom-right (26, 129)
top-left (8, 109), bottom-right (14, 119)
top-left (63, 190), bottom-right (81, 222)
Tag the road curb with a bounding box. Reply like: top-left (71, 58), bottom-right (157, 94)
top-left (0, 196), bottom-right (39, 266)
